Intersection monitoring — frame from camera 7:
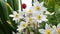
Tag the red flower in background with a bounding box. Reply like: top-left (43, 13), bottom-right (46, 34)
top-left (22, 3), bottom-right (27, 9)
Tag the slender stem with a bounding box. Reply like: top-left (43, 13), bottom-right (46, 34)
top-left (32, 0), bottom-right (34, 6)
top-left (6, 3), bottom-right (13, 11)
top-left (27, 27), bottom-right (30, 34)
top-left (20, 0), bottom-right (23, 11)
top-left (33, 23), bottom-right (36, 34)
top-left (27, 30), bottom-right (30, 34)
top-left (37, 22), bottom-right (38, 34)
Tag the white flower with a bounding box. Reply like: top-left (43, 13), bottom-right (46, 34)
top-left (32, 1), bottom-right (47, 14)
top-left (39, 23), bottom-right (55, 34)
top-left (56, 23), bottom-right (60, 34)
top-left (27, 7), bottom-right (34, 14)
top-left (9, 11), bottom-right (24, 22)
top-left (39, 23), bottom-right (60, 34)
top-left (17, 21), bottom-right (28, 32)
top-left (24, 7), bottom-right (35, 17)
top-left (52, 25), bottom-right (57, 34)
top-left (33, 14), bottom-right (48, 23)
top-left (52, 23), bottom-right (60, 34)
top-left (24, 16), bottom-right (35, 24)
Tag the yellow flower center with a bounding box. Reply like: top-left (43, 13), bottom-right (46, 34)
top-left (57, 28), bottom-right (60, 34)
top-left (15, 14), bottom-right (19, 18)
top-left (22, 23), bottom-right (26, 28)
top-left (36, 6), bottom-right (40, 11)
top-left (29, 9), bottom-right (33, 13)
top-left (29, 18), bottom-right (33, 23)
top-left (46, 29), bottom-right (52, 34)
top-left (36, 16), bottom-right (41, 20)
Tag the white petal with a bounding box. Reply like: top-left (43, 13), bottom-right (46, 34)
top-left (25, 17), bottom-right (29, 23)
top-left (50, 12), bottom-right (55, 15)
top-left (57, 23), bottom-right (60, 28)
top-left (37, 20), bottom-right (42, 23)
top-left (52, 29), bottom-right (57, 34)
top-left (45, 11), bottom-right (54, 15)
top-left (34, 0), bottom-right (38, 2)
top-left (41, 7), bottom-right (47, 11)
top-left (17, 26), bottom-right (23, 32)
top-left (29, 6), bottom-right (35, 10)
top-left (9, 15), bottom-right (14, 17)
top-left (13, 18), bottom-right (16, 21)
top-left (40, 2), bottom-right (44, 6)
top-left (45, 23), bottom-right (51, 29)
top-left (39, 29), bottom-right (45, 34)
top-left (42, 15), bottom-right (48, 22)
top-left (42, 19), bottom-right (48, 22)
top-left (33, 0), bottom-right (40, 6)
top-left (45, 11), bottom-right (50, 15)
top-left (13, 11), bottom-right (17, 14)
top-left (12, 32), bottom-right (15, 34)
top-left (18, 10), bottom-right (21, 12)
top-left (20, 21), bottom-right (28, 26)
top-left (52, 25), bottom-right (56, 29)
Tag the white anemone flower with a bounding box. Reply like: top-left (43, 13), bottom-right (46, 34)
top-left (9, 11), bottom-right (24, 22)
top-left (33, 13), bottom-right (48, 23)
top-left (24, 16), bottom-right (35, 24)
top-left (56, 23), bottom-right (60, 34)
top-left (52, 23), bottom-right (60, 34)
top-left (24, 7), bottom-right (36, 17)
top-left (32, 0), bottom-right (47, 14)
top-left (25, 9), bottom-right (33, 17)
top-left (17, 21), bottom-right (28, 32)
top-left (39, 23), bottom-right (54, 34)
top-left (52, 25), bottom-right (57, 34)
top-left (27, 7), bottom-right (34, 14)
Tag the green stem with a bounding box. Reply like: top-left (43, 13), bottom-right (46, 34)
top-left (27, 27), bottom-right (30, 34)
top-left (20, 0), bottom-right (23, 11)
top-left (32, 0), bottom-right (34, 6)
top-left (27, 29), bottom-right (30, 34)
top-left (6, 3), bottom-right (13, 11)
top-left (34, 23), bottom-right (36, 34)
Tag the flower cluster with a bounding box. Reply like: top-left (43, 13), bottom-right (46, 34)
top-left (9, 0), bottom-right (54, 33)
top-left (39, 23), bottom-right (60, 34)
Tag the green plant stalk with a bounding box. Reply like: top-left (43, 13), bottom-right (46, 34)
top-left (20, 0), bottom-right (23, 11)
top-left (27, 28), bottom-right (30, 34)
top-left (7, 0), bottom-right (14, 9)
top-left (32, 0), bottom-right (34, 6)
top-left (6, 3), bottom-right (13, 11)
top-left (33, 23), bottom-right (37, 34)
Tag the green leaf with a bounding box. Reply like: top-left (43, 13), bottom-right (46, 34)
top-left (0, 0), bottom-right (17, 34)
top-left (7, 0), bottom-right (14, 9)
top-left (12, 0), bottom-right (19, 11)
